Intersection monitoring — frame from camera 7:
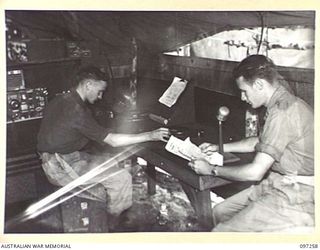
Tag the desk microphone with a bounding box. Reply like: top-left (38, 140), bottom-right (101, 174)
top-left (217, 106), bottom-right (230, 122)
top-left (216, 106), bottom-right (230, 154)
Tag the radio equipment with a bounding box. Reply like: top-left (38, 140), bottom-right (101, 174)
top-left (7, 69), bottom-right (25, 91)
top-left (7, 88), bottom-right (48, 123)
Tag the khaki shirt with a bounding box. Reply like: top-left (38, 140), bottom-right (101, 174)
top-left (255, 85), bottom-right (314, 176)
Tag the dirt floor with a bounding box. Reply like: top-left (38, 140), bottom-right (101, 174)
top-left (5, 164), bottom-right (251, 233)
top-left (111, 166), bottom-right (206, 232)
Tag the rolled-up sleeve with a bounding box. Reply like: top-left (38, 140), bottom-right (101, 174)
top-left (255, 109), bottom-right (295, 162)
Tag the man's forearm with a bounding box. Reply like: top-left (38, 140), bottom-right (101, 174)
top-left (214, 163), bottom-right (261, 181)
top-left (211, 151), bottom-right (274, 182)
top-left (224, 136), bottom-right (259, 153)
top-left (103, 132), bottom-right (152, 147)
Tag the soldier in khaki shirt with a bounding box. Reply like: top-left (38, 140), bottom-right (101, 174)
top-left (189, 55), bottom-right (314, 232)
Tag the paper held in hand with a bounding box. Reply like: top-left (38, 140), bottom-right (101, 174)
top-left (165, 135), bottom-right (223, 166)
top-left (159, 77), bottom-right (188, 108)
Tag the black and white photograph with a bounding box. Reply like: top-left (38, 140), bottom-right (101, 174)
top-left (2, 4), bottom-right (317, 244)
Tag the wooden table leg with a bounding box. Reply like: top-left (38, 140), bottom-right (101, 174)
top-left (180, 182), bottom-right (213, 230)
top-left (145, 163), bottom-right (156, 195)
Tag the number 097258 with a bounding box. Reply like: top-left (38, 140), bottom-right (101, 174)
top-left (300, 244), bottom-right (318, 248)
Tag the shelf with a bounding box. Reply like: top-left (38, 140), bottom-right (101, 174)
top-left (7, 57), bottom-right (81, 69)
top-left (7, 116), bottom-right (42, 124)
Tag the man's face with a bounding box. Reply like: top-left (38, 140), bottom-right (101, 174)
top-left (236, 76), bottom-right (265, 109)
top-left (86, 80), bottom-right (107, 104)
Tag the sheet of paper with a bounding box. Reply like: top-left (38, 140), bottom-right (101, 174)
top-left (159, 77), bottom-right (188, 107)
top-left (165, 135), bottom-right (223, 166)
top-left (165, 135), bottom-right (192, 161)
top-left (179, 137), bottom-right (203, 159)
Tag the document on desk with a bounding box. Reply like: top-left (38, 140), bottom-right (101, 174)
top-left (165, 135), bottom-right (223, 166)
top-left (159, 77), bottom-right (188, 107)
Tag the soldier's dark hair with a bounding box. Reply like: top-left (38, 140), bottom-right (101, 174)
top-left (233, 55), bottom-right (279, 85)
top-left (76, 66), bottom-right (108, 85)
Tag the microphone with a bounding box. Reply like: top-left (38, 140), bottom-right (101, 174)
top-left (216, 106), bottom-right (230, 122)
top-left (216, 106), bottom-right (230, 154)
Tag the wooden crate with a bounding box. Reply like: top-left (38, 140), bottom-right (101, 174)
top-left (59, 195), bottom-right (108, 233)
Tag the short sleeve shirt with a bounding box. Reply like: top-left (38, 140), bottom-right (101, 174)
top-left (255, 85), bottom-right (314, 176)
top-left (37, 90), bottom-right (112, 154)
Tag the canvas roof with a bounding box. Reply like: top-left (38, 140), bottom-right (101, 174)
top-left (6, 11), bottom-right (315, 60)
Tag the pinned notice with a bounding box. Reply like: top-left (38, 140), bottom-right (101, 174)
top-left (159, 77), bottom-right (188, 108)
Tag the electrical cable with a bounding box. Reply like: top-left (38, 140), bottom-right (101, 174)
top-left (256, 12), bottom-right (265, 54)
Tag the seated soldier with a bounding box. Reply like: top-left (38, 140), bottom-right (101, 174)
top-left (189, 55), bottom-right (314, 232)
top-left (37, 66), bottom-right (170, 224)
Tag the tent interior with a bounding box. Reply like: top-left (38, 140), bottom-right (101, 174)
top-left (5, 10), bottom-right (315, 233)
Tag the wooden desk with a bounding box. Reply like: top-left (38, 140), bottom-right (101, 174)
top-left (136, 141), bottom-right (245, 230)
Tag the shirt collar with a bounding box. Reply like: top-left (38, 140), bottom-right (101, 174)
top-left (266, 85), bottom-right (286, 110)
top-left (70, 88), bottom-right (87, 108)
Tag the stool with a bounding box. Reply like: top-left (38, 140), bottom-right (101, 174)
top-left (59, 193), bottom-right (108, 233)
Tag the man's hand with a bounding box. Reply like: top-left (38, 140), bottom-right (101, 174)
top-left (149, 127), bottom-right (170, 142)
top-left (188, 158), bottom-right (213, 175)
top-left (199, 142), bottom-right (219, 155)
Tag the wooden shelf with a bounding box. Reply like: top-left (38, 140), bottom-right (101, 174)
top-left (7, 57), bottom-right (80, 69)
top-left (6, 153), bottom-right (42, 176)
top-left (7, 116), bottom-right (42, 124)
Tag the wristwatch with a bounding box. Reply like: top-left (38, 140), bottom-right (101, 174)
top-left (211, 165), bottom-right (219, 176)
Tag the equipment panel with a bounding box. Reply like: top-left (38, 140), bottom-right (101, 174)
top-left (7, 88), bottom-right (48, 123)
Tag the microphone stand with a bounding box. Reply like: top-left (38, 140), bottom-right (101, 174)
top-left (218, 120), bottom-right (224, 154)
top-left (216, 106), bottom-right (230, 155)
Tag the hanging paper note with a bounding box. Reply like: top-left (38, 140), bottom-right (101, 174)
top-left (159, 77), bottom-right (188, 108)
